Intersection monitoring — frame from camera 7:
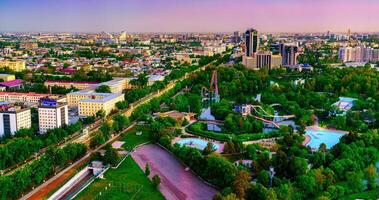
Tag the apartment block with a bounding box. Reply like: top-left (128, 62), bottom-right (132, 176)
top-left (78, 93), bottom-right (124, 116)
top-left (0, 106), bottom-right (31, 138)
top-left (0, 92), bottom-right (48, 104)
top-left (38, 99), bottom-right (68, 134)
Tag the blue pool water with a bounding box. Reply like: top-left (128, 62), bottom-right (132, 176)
top-left (305, 129), bottom-right (345, 149)
top-left (176, 138), bottom-right (220, 151)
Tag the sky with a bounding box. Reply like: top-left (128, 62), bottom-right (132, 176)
top-left (0, 0), bottom-right (378, 33)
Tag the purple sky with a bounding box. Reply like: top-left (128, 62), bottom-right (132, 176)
top-left (0, 0), bottom-right (378, 33)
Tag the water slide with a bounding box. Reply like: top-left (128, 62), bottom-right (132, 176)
top-left (250, 105), bottom-right (295, 119)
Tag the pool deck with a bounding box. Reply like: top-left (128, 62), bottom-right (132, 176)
top-left (302, 125), bottom-right (348, 146)
top-left (172, 137), bottom-right (224, 153)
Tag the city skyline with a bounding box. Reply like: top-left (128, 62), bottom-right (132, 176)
top-left (1, 0), bottom-right (379, 33)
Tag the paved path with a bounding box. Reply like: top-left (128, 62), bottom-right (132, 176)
top-left (131, 144), bottom-right (217, 200)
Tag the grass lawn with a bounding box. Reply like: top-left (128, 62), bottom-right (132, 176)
top-left (120, 129), bottom-right (153, 151)
top-left (75, 128), bottom-right (164, 200)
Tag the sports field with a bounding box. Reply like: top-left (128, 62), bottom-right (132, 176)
top-left (132, 144), bottom-right (218, 200)
top-left (75, 130), bottom-right (164, 200)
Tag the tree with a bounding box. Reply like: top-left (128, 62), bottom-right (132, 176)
top-left (95, 85), bottom-right (111, 93)
top-left (319, 143), bottom-right (327, 152)
top-left (145, 163), bottom-right (151, 176)
top-left (115, 101), bottom-right (128, 110)
top-left (296, 174), bottom-right (317, 197)
top-left (257, 170), bottom-right (270, 187)
top-left (275, 183), bottom-right (295, 200)
top-left (364, 164), bottom-right (377, 189)
top-left (202, 142), bottom-right (216, 155)
top-left (131, 73), bottom-right (148, 87)
top-left (104, 145), bottom-right (118, 166)
top-left (346, 171), bottom-right (364, 193)
top-left (288, 157), bottom-right (308, 178)
top-left (152, 174), bottom-right (161, 188)
top-left (297, 123), bottom-right (306, 135)
top-left (205, 154), bottom-right (237, 188)
top-left (90, 133), bottom-right (105, 148)
top-left (96, 109), bottom-right (106, 119)
top-left (266, 188), bottom-right (278, 200)
top-left (112, 114), bottom-right (130, 132)
top-left (232, 170), bottom-right (251, 199)
top-left (222, 193), bottom-right (242, 200)
top-left (99, 122), bottom-right (112, 139)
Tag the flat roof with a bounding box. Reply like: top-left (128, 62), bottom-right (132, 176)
top-left (0, 79), bottom-right (23, 87)
top-left (45, 80), bottom-right (99, 84)
top-left (79, 93), bottom-right (123, 103)
top-left (0, 92), bottom-right (48, 97)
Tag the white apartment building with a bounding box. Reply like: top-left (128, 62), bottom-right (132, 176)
top-left (38, 102), bottom-right (68, 134)
top-left (338, 46), bottom-right (379, 63)
top-left (0, 107), bottom-right (31, 138)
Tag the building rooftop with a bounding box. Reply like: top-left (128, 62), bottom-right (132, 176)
top-left (79, 93), bottom-right (123, 103)
top-left (147, 74), bottom-right (165, 81)
top-left (0, 91), bottom-right (48, 97)
top-left (0, 105), bottom-right (30, 113)
top-left (45, 80), bottom-right (99, 85)
top-left (0, 79), bottom-right (23, 87)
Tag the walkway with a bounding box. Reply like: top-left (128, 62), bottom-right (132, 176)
top-left (131, 144), bottom-right (217, 200)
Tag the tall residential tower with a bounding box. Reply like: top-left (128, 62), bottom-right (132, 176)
top-left (245, 28), bottom-right (259, 56)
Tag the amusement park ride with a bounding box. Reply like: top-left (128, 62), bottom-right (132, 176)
top-left (201, 70), bottom-right (220, 103)
top-left (234, 104), bottom-right (296, 129)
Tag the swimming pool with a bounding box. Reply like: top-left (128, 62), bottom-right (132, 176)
top-left (176, 138), bottom-right (220, 151)
top-left (305, 129), bottom-right (345, 149)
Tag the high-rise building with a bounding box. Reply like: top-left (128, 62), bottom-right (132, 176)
top-left (0, 106), bottom-right (31, 138)
top-left (38, 98), bottom-right (68, 134)
top-left (245, 28), bottom-right (259, 56)
top-left (279, 44), bottom-right (301, 66)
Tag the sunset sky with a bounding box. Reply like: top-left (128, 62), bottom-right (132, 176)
top-left (0, 0), bottom-right (378, 33)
